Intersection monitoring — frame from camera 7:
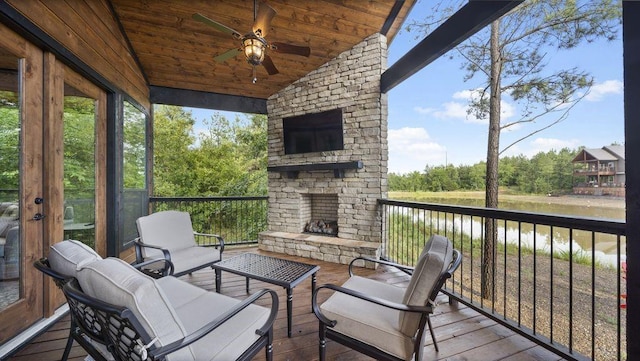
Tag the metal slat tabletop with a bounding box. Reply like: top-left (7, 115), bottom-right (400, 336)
top-left (212, 253), bottom-right (320, 337)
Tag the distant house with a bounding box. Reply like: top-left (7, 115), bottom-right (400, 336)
top-left (572, 145), bottom-right (625, 197)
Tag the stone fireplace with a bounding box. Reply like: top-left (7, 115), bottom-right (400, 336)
top-left (258, 34), bottom-right (388, 267)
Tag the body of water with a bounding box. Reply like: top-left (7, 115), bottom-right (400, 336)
top-left (417, 196), bottom-right (625, 220)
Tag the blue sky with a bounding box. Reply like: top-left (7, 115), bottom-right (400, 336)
top-left (188, 1), bottom-right (624, 174)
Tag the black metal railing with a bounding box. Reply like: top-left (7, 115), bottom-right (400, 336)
top-left (378, 199), bottom-right (626, 361)
top-left (149, 196), bottom-right (268, 246)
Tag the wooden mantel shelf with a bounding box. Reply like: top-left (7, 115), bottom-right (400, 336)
top-left (267, 160), bottom-right (363, 179)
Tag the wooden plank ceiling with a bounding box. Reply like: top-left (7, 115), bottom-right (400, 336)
top-left (109, 0), bottom-right (416, 100)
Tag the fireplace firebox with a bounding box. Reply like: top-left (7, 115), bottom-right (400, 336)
top-left (299, 193), bottom-right (338, 235)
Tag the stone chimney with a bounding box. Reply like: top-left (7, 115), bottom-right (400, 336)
top-left (258, 33), bottom-right (388, 266)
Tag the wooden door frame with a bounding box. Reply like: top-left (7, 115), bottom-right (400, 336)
top-left (0, 22), bottom-right (44, 340)
top-left (62, 65), bottom-right (107, 258)
top-left (42, 60), bottom-right (107, 317)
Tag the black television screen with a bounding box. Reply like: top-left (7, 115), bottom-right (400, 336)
top-left (283, 109), bottom-right (344, 154)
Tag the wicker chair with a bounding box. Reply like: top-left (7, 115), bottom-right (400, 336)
top-left (312, 235), bottom-right (461, 361)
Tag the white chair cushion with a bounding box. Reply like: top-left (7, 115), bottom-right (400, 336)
top-left (320, 275), bottom-right (413, 360)
top-left (399, 235), bottom-right (452, 336)
top-left (48, 240), bottom-right (102, 278)
top-left (164, 247), bottom-right (221, 275)
top-left (157, 276), bottom-right (271, 361)
top-left (76, 258), bottom-right (193, 360)
top-left (136, 211), bottom-right (196, 258)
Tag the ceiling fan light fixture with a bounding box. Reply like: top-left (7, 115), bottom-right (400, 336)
top-left (243, 34), bottom-right (267, 66)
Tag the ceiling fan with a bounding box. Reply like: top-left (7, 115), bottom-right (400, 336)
top-left (193, 0), bottom-right (311, 83)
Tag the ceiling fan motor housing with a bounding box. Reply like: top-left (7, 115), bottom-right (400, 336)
top-left (243, 33), bottom-right (268, 65)
top-left (193, 1), bottom-right (309, 79)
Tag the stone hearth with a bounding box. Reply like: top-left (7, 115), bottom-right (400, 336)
top-left (259, 231), bottom-right (379, 268)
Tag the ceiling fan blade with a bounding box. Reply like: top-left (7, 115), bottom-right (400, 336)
top-left (253, 2), bottom-right (276, 37)
top-left (214, 48), bottom-right (241, 63)
top-left (192, 13), bottom-right (242, 39)
top-left (271, 42), bottom-right (311, 57)
top-left (262, 55), bottom-right (279, 75)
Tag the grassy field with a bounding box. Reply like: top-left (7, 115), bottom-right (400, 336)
top-left (389, 190), bottom-right (625, 210)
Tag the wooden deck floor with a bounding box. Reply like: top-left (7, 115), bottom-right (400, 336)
top-left (9, 247), bottom-right (565, 361)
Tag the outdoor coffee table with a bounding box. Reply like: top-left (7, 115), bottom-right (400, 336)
top-left (212, 253), bottom-right (320, 337)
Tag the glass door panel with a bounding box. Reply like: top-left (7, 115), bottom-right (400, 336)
top-left (0, 24), bottom-right (44, 340)
top-left (122, 101), bottom-right (148, 246)
top-left (63, 84), bottom-right (96, 248)
top-left (0, 50), bottom-right (21, 309)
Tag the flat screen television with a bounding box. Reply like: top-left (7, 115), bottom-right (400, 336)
top-left (283, 108), bottom-right (344, 154)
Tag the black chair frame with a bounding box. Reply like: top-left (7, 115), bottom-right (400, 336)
top-left (133, 232), bottom-right (224, 277)
top-left (62, 278), bottom-right (278, 361)
top-left (34, 257), bottom-right (174, 361)
top-left (312, 249), bottom-right (461, 361)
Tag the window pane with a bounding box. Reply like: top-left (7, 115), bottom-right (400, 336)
top-left (122, 101), bottom-right (147, 245)
top-left (63, 87), bottom-right (96, 248)
top-left (0, 52), bottom-right (21, 309)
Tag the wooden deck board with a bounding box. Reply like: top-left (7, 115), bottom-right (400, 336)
top-left (9, 247), bottom-right (567, 360)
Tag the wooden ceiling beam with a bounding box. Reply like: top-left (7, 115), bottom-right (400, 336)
top-left (150, 85), bottom-right (267, 114)
top-left (380, 0), bottom-right (406, 36)
top-left (380, 0), bottom-right (523, 94)
top-left (146, 69), bottom-right (292, 99)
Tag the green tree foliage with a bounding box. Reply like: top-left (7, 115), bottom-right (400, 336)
top-left (123, 102), bottom-right (147, 189)
top-left (424, 165), bottom-right (459, 191)
top-left (64, 96), bottom-right (96, 191)
top-left (389, 147), bottom-right (577, 195)
top-left (458, 163), bottom-right (486, 190)
top-left (389, 171), bottom-right (425, 192)
top-left (0, 91), bottom-right (19, 191)
top-left (1, 92), bottom-right (98, 211)
top-left (153, 105), bottom-right (198, 196)
top-left (152, 105), bottom-right (267, 197)
top-left (1, 93), bottom-right (99, 194)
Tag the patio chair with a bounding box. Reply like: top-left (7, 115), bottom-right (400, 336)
top-left (312, 234), bottom-right (461, 361)
top-left (135, 210), bottom-right (225, 277)
top-left (34, 240), bottom-right (112, 361)
top-left (34, 240), bottom-right (174, 361)
top-left (68, 257), bottom-right (278, 361)
top-left (0, 226), bottom-right (19, 280)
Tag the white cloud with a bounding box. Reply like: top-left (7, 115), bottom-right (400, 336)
top-left (413, 106), bottom-right (435, 115)
top-left (433, 101), bottom-right (468, 119)
top-left (388, 127), bottom-right (447, 174)
top-left (585, 80), bottom-right (623, 102)
top-left (529, 137), bottom-right (580, 152)
top-left (452, 89), bottom-right (475, 100)
top-left (501, 137), bottom-right (580, 158)
top-left (431, 89), bottom-right (515, 124)
top-left (500, 101), bottom-right (516, 121)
